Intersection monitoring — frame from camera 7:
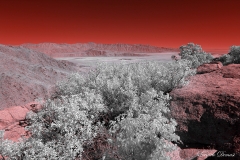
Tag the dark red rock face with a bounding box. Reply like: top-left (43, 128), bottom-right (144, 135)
top-left (170, 64), bottom-right (240, 154)
top-left (0, 102), bottom-right (43, 142)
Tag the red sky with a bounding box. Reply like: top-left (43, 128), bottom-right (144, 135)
top-left (0, 0), bottom-right (239, 50)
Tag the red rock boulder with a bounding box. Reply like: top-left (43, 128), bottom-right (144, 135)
top-left (0, 102), bottom-right (43, 142)
top-left (170, 64), bottom-right (240, 155)
top-left (196, 61), bottom-right (223, 74)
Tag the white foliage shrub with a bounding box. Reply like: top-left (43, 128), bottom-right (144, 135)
top-left (228, 46), bottom-right (240, 64)
top-left (0, 60), bottom-right (195, 159)
top-left (216, 46), bottom-right (240, 65)
top-left (109, 89), bottom-right (180, 160)
top-left (179, 43), bottom-right (214, 68)
top-left (0, 89), bottom-right (107, 160)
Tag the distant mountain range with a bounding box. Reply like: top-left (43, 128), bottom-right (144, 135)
top-left (20, 42), bottom-right (179, 57)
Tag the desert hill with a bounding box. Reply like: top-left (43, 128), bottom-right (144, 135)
top-left (21, 42), bottom-right (179, 57)
top-left (0, 44), bottom-right (79, 110)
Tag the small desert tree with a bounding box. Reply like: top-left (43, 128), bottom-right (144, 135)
top-left (228, 46), bottom-right (240, 64)
top-left (217, 54), bottom-right (234, 65)
top-left (216, 46), bottom-right (240, 65)
top-left (179, 43), bottom-right (214, 68)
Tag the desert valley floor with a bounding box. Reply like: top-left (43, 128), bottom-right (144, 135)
top-left (55, 52), bottom-right (178, 72)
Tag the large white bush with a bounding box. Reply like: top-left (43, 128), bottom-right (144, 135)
top-left (1, 60), bottom-right (195, 159)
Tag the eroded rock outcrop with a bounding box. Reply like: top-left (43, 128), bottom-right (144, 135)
top-left (170, 63), bottom-right (240, 155)
top-left (0, 102), bottom-right (43, 142)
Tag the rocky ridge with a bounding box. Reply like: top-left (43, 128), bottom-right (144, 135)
top-left (21, 42), bottom-right (179, 57)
